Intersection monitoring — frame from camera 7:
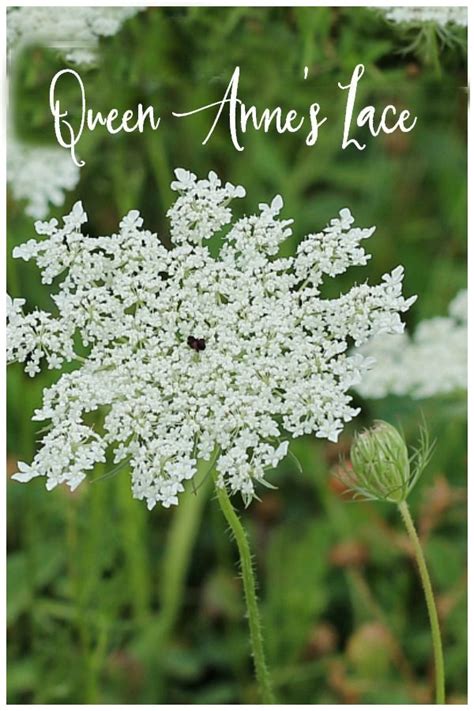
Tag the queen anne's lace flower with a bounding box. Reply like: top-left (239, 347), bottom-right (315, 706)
top-left (381, 6), bottom-right (468, 28)
top-left (7, 6), bottom-right (143, 64)
top-left (356, 289), bottom-right (466, 399)
top-left (7, 136), bottom-right (81, 219)
top-left (7, 7), bottom-right (143, 218)
top-left (8, 169), bottom-right (416, 508)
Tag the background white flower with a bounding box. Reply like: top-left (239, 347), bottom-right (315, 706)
top-left (7, 6), bottom-right (143, 65)
top-left (8, 169), bottom-right (416, 509)
top-left (381, 6), bottom-right (468, 28)
top-left (7, 136), bottom-right (81, 219)
top-left (7, 6), bottom-right (143, 219)
top-left (356, 289), bottom-right (466, 399)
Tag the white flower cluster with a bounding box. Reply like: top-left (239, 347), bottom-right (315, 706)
top-left (7, 6), bottom-right (143, 64)
top-left (8, 169), bottom-right (416, 508)
top-left (381, 6), bottom-right (468, 28)
top-left (356, 289), bottom-right (467, 400)
top-left (7, 7), bottom-right (143, 218)
top-left (8, 136), bottom-right (80, 219)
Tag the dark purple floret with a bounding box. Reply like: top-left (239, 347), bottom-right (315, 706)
top-left (187, 336), bottom-right (206, 352)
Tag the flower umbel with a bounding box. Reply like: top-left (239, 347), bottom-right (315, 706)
top-left (8, 169), bottom-right (416, 509)
top-left (381, 6), bottom-right (467, 28)
top-left (356, 289), bottom-right (467, 400)
top-left (7, 6), bottom-right (143, 65)
top-left (343, 420), bottom-right (434, 503)
top-left (7, 136), bottom-right (81, 219)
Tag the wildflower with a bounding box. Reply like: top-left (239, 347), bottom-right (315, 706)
top-left (7, 7), bottom-right (143, 219)
top-left (7, 6), bottom-right (143, 65)
top-left (8, 169), bottom-right (416, 509)
top-left (356, 290), bottom-right (467, 399)
top-left (381, 6), bottom-right (467, 28)
top-left (7, 136), bottom-right (81, 219)
top-left (341, 418), bottom-right (444, 703)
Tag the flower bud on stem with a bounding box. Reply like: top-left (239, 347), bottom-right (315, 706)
top-left (345, 420), bottom-right (445, 703)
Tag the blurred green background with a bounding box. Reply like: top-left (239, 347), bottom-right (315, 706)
top-left (7, 7), bottom-right (467, 704)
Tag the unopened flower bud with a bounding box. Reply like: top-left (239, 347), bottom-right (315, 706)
top-left (344, 420), bottom-right (433, 504)
top-left (350, 421), bottom-right (410, 503)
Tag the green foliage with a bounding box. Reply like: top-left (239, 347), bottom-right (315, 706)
top-left (7, 7), bottom-right (466, 704)
top-left (264, 519), bottom-right (331, 666)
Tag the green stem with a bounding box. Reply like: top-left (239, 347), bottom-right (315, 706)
top-left (398, 500), bottom-right (445, 704)
top-left (159, 475), bottom-right (211, 636)
top-left (117, 471), bottom-right (151, 625)
top-left (214, 478), bottom-right (275, 704)
top-left (151, 473), bottom-right (211, 701)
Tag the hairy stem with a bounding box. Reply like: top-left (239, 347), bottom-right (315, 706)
top-left (398, 500), bottom-right (445, 704)
top-left (214, 478), bottom-right (275, 704)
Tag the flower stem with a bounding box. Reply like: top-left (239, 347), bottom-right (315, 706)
top-left (398, 500), bottom-right (445, 704)
top-left (214, 479), bottom-right (275, 704)
top-left (154, 473), bottom-right (212, 699)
